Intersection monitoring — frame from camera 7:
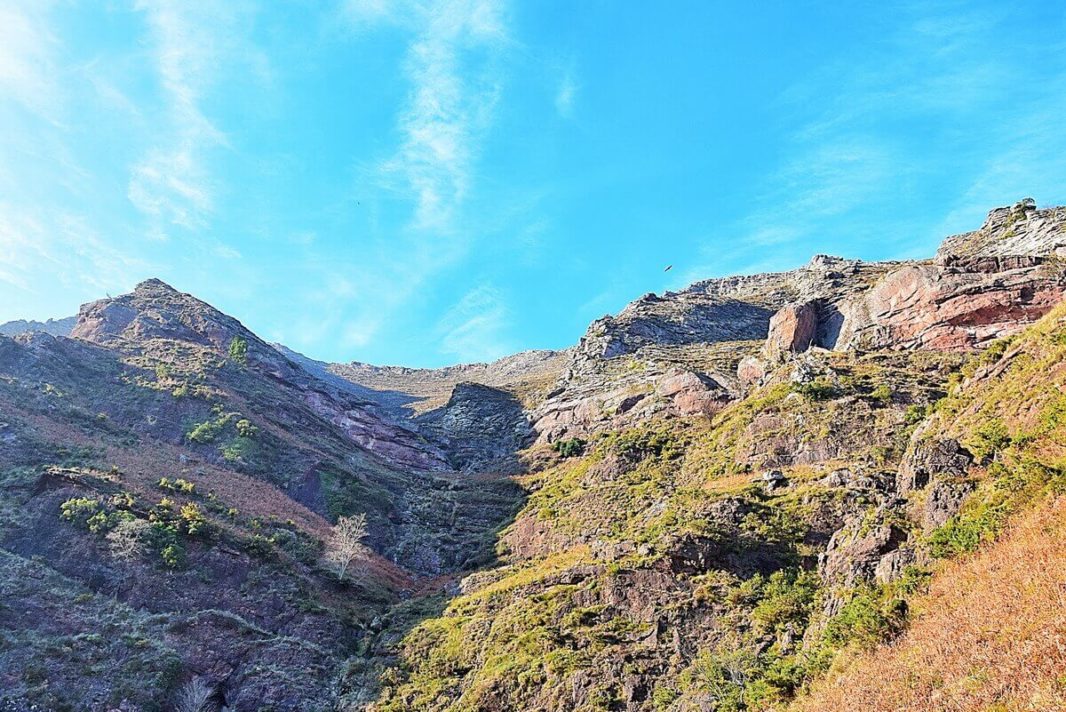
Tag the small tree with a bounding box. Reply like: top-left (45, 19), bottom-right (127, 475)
top-left (325, 513), bottom-right (368, 581)
top-left (106, 517), bottom-right (151, 561)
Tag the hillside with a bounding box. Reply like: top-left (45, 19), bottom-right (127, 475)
top-left (1, 199), bottom-right (1066, 711)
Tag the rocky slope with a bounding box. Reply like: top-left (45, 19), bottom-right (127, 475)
top-left (0, 281), bottom-right (523, 711)
top-left (365, 201), bottom-right (1066, 711)
top-left (2, 199), bottom-right (1066, 711)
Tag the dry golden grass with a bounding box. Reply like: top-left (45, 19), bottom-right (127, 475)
top-left (791, 495), bottom-right (1066, 712)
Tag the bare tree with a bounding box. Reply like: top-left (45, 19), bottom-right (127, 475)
top-left (106, 517), bottom-right (151, 561)
top-left (174, 677), bottom-right (215, 712)
top-left (325, 513), bottom-right (368, 581)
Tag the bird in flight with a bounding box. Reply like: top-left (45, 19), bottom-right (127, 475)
top-left (664, 265), bottom-right (673, 272)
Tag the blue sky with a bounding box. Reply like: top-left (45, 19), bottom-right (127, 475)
top-left (2, 1), bottom-right (1065, 367)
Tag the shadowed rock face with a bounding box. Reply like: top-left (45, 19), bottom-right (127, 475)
top-left (416, 383), bottom-right (533, 474)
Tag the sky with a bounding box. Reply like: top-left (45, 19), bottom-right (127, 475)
top-left (1, 1), bottom-right (1065, 367)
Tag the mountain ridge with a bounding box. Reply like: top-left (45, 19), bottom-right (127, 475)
top-left (2, 198), bottom-right (1066, 710)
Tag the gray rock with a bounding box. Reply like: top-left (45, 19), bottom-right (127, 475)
top-left (898, 437), bottom-right (972, 494)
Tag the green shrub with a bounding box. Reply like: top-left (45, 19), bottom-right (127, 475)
top-left (60, 497), bottom-right (102, 524)
top-left (607, 428), bottom-right (682, 461)
top-left (793, 378), bottom-right (839, 401)
top-left (228, 336), bottom-right (248, 365)
top-left (157, 477), bottom-right (195, 493)
top-left (869, 384), bottom-right (893, 405)
top-left (221, 436), bottom-right (257, 464)
top-left (179, 503), bottom-right (209, 536)
top-left (552, 438), bottom-right (586, 458)
top-left (969, 418), bottom-right (1010, 461)
top-left (235, 418), bottom-right (258, 438)
top-left (751, 569), bottom-right (818, 632)
top-left (160, 543), bottom-right (185, 569)
top-left (904, 403), bottom-right (929, 425)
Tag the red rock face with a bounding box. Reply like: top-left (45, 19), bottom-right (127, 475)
top-left (837, 261), bottom-right (1066, 351)
top-left (656, 370), bottom-right (729, 416)
top-left (765, 301), bottom-right (819, 354)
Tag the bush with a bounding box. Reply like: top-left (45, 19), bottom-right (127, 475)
top-left (158, 477), bottom-right (195, 494)
top-left (60, 497), bottom-right (102, 524)
top-left (106, 517), bottom-right (152, 561)
top-left (552, 438), bottom-right (586, 458)
top-left (793, 378), bottom-right (839, 401)
top-left (751, 569), bottom-right (819, 632)
top-left (160, 543), bottom-right (185, 568)
top-left (869, 384), bottom-right (893, 405)
top-left (228, 336), bottom-right (248, 365)
top-left (904, 403), bottom-right (929, 425)
top-left (235, 418), bottom-right (258, 438)
top-left (970, 418), bottom-right (1010, 461)
top-left (187, 419), bottom-right (223, 444)
top-left (179, 503), bottom-right (209, 536)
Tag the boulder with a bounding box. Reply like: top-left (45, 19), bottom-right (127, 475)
top-left (737, 355), bottom-right (767, 386)
top-left (765, 301), bottom-right (819, 354)
top-left (898, 437), bottom-right (972, 494)
top-left (656, 370), bottom-right (729, 416)
top-left (922, 478), bottom-right (977, 531)
top-left (820, 520), bottom-right (909, 587)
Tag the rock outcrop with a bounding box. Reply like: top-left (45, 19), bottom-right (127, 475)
top-left (832, 258), bottom-right (1066, 351)
top-left (937, 198), bottom-right (1066, 258)
top-left (765, 301), bottom-right (819, 355)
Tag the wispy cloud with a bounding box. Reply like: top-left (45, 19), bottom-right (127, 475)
top-left (0, 2), bottom-right (59, 118)
top-left (554, 66), bottom-right (578, 118)
top-left (436, 284), bottom-right (513, 362)
top-left (377, 0), bottom-right (509, 232)
top-left (727, 3), bottom-right (1066, 268)
top-left (306, 0), bottom-right (512, 354)
top-left (0, 204), bottom-right (150, 298)
top-left (128, 0), bottom-right (265, 238)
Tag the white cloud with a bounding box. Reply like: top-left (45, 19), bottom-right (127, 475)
top-left (0, 203), bottom-right (150, 302)
top-left (731, 3), bottom-right (1066, 264)
top-left (376, 0), bottom-right (509, 232)
top-left (0, 2), bottom-right (59, 118)
top-left (436, 285), bottom-right (512, 362)
top-left (315, 0), bottom-right (513, 362)
top-left (554, 67), bottom-right (577, 118)
top-left (128, 0), bottom-right (264, 238)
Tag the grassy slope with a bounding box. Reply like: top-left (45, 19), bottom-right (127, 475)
top-left (789, 302), bottom-right (1066, 711)
top-left (789, 494), bottom-right (1066, 711)
top-left (370, 303), bottom-right (1066, 712)
top-left (366, 349), bottom-right (963, 711)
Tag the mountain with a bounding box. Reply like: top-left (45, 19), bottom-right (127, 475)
top-left (2, 199), bottom-right (1065, 711)
top-left (0, 315), bottom-right (76, 337)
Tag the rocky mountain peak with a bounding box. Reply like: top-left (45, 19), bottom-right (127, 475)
top-left (72, 278), bottom-right (247, 351)
top-left (937, 198), bottom-right (1066, 259)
